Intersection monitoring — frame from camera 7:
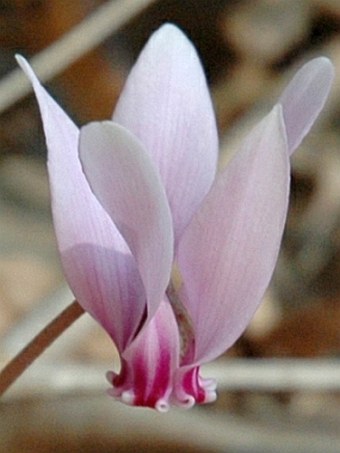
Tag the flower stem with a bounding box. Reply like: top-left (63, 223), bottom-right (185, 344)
top-left (0, 300), bottom-right (84, 398)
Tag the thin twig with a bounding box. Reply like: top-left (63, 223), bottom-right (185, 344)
top-left (0, 300), bottom-right (84, 397)
top-left (0, 0), bottom-right (157, 113)
top-left (2, 359), bottom-right (340, 401)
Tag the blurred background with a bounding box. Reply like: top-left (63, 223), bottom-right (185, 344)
top-left (0, 0), bottom-right (339, 451)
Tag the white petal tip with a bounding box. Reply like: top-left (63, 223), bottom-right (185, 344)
top-left (121, 390), bottom-right (135, 405)
top-left (15, 54), bottom-right (29, 71)
top-left (155, 399), bottom-right (170, 413)
top-left (175, 395), bottom-right (195, 409)
top-left (15, 54), bottom-right (25, 64)
top-left (310, 56), bottom-right (334, 70)
top-left (153, 23), bottom-right (185, 39)
top-left (148, 23), bottom-right (192, 55)
top-left (306, 56), bottom-right (335, 84)
top-left (15, 54), bottom-right (38, 85)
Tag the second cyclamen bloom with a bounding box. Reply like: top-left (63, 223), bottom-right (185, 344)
top-left (17, 24), bottom-right (333, 411)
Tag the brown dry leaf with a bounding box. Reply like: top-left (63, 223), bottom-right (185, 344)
top-left (0, 0), bottom-right (124, 121)
top-left (250, 298), bottom-right (340, 357)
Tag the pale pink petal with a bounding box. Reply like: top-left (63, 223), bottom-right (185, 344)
top-left (177, 106), bottom-right (290, 364)
top-left (17, 56), bottom-right (145, 351)
top-left (107, 298), bottom-right (180, 412)
top-left (79, 121), bottom-right (174, 322)
top-left (113, 24), bottom-right (218, 241)
top-left (279, 57), bottom-right (334, 154)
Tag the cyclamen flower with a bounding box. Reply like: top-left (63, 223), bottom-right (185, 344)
top-left (17, 24), bottom-right (333, 411)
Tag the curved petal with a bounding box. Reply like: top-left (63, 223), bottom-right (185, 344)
top-left (177, 106), bottom-right (290, 364)
top-left (107, 298), bottom-right (180, 412)
top-left (279, 57), bottom-right (334, 154)
top-left (172, 365), bottom-right (217, 408)
top-left (79, 121), bottom-right (174, 322)
top-left (17, 56), bottom-right (145, 351)
top-left (113, 24), bottom-right (219, 242)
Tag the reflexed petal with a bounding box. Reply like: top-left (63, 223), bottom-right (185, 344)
top-left (177, 106), bottom-right (290, 364)
top-left (279, 57), bottom-right (334, 154)
top-left (17, 56), bottom-right (145, 351)
top-left (107, 298), bottom-right (180, 412)
top-left (79, 121), bottom-right (174, 322)
top-left (113, 24), bottom-right (218, 241)
top-left (172, 366), bottom-right (217, 408)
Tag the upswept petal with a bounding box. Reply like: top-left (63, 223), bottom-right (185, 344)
top-left (279, 57), bottom-right (334, 154)
top-left (17, 56), bottom-right (145, 351)
top-left (79, 122), bottom-right (174, 322)
top-left (107, 298), bottom-right (180, 412)
top-left (177, 106), bottom-right (290, 364)
top-left (172, 365), bottom-right (217, 408)
top-left (113, 24), bottom-right (219, 241)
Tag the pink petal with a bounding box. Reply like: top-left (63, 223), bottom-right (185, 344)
top-left (172, 365), bottom-right (217, 408)
top-left (107, 298), bottom-right (180, 412)
top-left (17, 56), bottom-right (145, 351)
top-left (177, 106), bottom-right (290, 364)
top-left (79, 121), bottom-right (174, 322)
top-left (279, 57), bottom-right (334, 154)
top-left (113, 24), bottom-right (218, 241)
